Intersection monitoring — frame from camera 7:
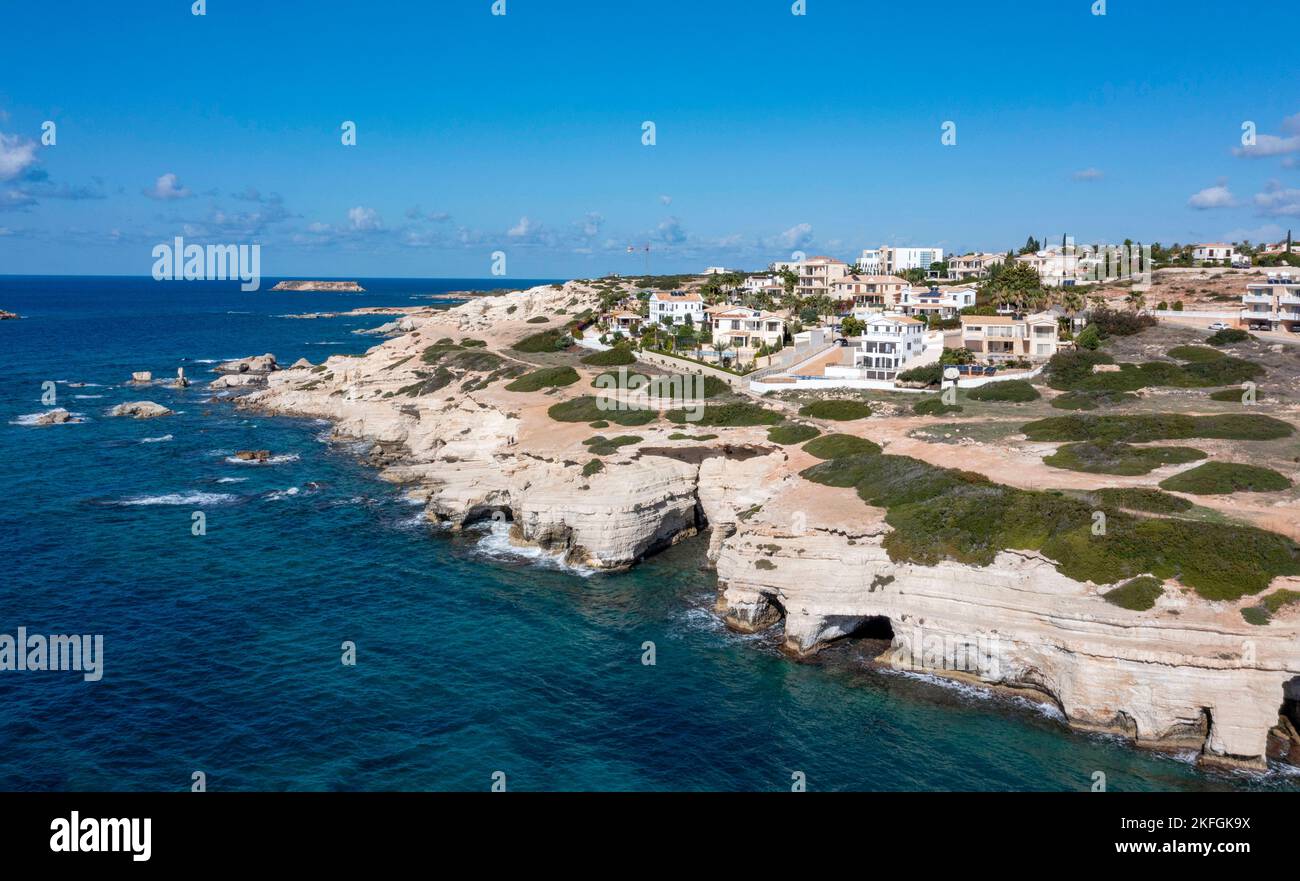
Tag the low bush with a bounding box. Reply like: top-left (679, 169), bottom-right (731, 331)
top-left (897, 363), bottom-right (942, 386)
top-left (1206, 328), bottom-right (1251, 346)
top-left (525, 316), bottom-right (550, 324)
top-left (547, 396), bottom-right (657, 426)
top-left (801, 434), bottom-right (882, 459)
top-left (1022, 413), bottom-right (1294, 443)
top-left (1166, 345), bottom-right (1224, 363)
top-left (665, 402), bottom-right (782, 426)
top-left (504, 366), bottom-right (580, 392)
top-left (1092, 487), bottom-right (1194, 514)
top-left (582, 434), bottom-right (642, 455)
top-left (914, 396), bottom-right (963, 416)
top-left (799, 399), bottom-right (873, 420)
top-left (1043, 441), bottom-right (1205, 476)
top-left (767, 423), bottom-right (821, 445)
top-left (582, 459), bottom-right (604, 478)
top-left (1103, 576), bottom-right (1164, 611)
top-left (1158, 462), bottom-right (1292, 494)
top-left (965, 380), bottom-right (1040, 403)
top-left (580, 345), bottom-right (637, 366)
top-left (1209, 387), bottom-right (1262, 403)
top-left (512, 329), bottom-right (569, 353)
top-left (1050, 389), bottom-right (1138, 410)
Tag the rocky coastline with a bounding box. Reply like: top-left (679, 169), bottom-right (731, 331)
top-left (225, 279), bottom-right (1300, 773)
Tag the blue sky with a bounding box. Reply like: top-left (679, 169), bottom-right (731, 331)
top-left (1, 0), bottom-right (1297, 278)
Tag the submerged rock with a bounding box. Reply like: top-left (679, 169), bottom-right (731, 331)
top-left (34, 408), bottom-right (76, 425)
top-left (234, 449), bottom-right (271, 461)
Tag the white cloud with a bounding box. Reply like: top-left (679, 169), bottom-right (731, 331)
top-left (347, 206), bottom-right (382, 231)
top-left (0, 133), bottom-right (38, 182)
top-left (577, 212), bottom-right (603, 238)
top-left (1072, 167), bottom-right (1104, 181)
top-left (768, 222), bottom-right (814, 251)
top-left (144, 172), bottom-right (192, 200)
top-left (1233, 134), bottom-right (1300, 158)
top-left (655, 216), bottom-right (686, 245)
top-left (508, 216), bottom-right (540, 238)
top-left (1187, 184), bottom-right (1235, 210)
top-left (1254, 181), bottom-right (1300, 217)
top-left (659, 194), bottom-right (672, 205)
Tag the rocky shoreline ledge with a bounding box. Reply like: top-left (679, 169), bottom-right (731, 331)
top-left (222, 278), bottom-right (1299, 773)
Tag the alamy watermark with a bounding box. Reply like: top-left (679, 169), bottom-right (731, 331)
top-left (0, 627), bottom-right (103, 682)
top-left (152, 236), bottom-right (262, 291)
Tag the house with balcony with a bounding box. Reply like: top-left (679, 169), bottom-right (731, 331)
top-left (846, 313), bottom-right (928, 380)
top-left (648, 290), bottom-right (705, 326)
top-left (1016, 249), bottom-right (1085, 287)
top-left (788, 256), bottom-right (850, 298)
top-left (899, 284), bottom-right (977, 320)
top-left (1241, 272), bottom-right (1300, 332)
top-left (710, 307), bottom-right (786, 355)
top-left (1192, 243), bottom-right (1236, 265)
top-left (605, 309), bottom-right (643, 334)
top-left (946, 252), bottom-right (1004, 280)
top-left (830, 274), bottom-right (911, 309)
top-left (742, 274), bottom-right (784, 298)
top-left (959, 313), bottom-right (1061, 362)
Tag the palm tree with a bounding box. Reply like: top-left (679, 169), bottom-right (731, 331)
top-left (713, 339), bottom-right (731, 367)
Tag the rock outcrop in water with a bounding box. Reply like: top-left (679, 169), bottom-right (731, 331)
top-left (233, 278), bottom-right (1300, 772)
top-left (270, 280), bottom-right (365, 292)
top-left (107, 401), bottom-right (173, 419)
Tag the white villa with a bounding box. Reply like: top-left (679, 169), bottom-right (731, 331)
top-left (1016, 249), bottom-right (1085, 287)
top-left (846, 313), bottom-right (928, 380)
top-left (648, 290), bottom-right (705, 326)
top-left (900, 284), bottom-right (977, 319)
top-left (710, 307), bottom-right (786, 353)
top-left (857, 246), bottom-right (944, 275)
top-left (946, 252), bottom-right (1004, 280)
top-left (1241, 271), bottom-right (1300, 332)
top-left (771, 256), bottom-right (850, 298)
top-left (1192, 243), bottom-right (1237, 265)
top-left (743, 274), bottom-right (784, 297)
top-left (958, 313), bottom-right (1061, 362)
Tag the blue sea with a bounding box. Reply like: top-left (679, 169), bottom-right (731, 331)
top-left (0, 275), bottom-right (1295, 792)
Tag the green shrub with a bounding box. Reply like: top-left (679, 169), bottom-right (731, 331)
top-left (897, 363), bottom-right (942, 386)
top-left (589, 420), bottom-right (609, 428)
top-left (1050, 390), bottom-right (1137, 410)
top-left (1093, 487), bottom-right (1194, 514)
top-left (547, 396), bottom-right (657, 426)
top-left (421, 342), bottom-right (464, 364)
top-left (1158, 462), bottom-right (1292, 494)
top-left (668, 432), bottom-right (718, 441)
top-left (1044, 441), bottom-right (1205, 475)
top-left (525, 315), bottom-right (550, 324)
top-left (591, 370), bottom-right (729, 399)
top-left (914, 396), bottom-right (963, 416)
top-left (767, 423), bottom-right (821, 445)
top-left (1075, 324), bottom-right (1101, 350)
top-left (580, 345), bottom-right (637, 366)
top-left (460, 338), bottom-right (487, 347)
top-left (801, 434), bottom-right (882, 459)
top-left (1206, 328), bottom-right (1250, 346)
top-left (1103, 576), bottom-right (1164, 611)
top-left (1044, 349), bottom-right (1115, 390)
top-left (1023, 413), bottom-right (1294, 443)
top-left (1209, 387), bottom-right (1261, 403)
top-left (582, 434), bottom-right (642, 455)
top-left (665, 402), bottom-right (782, 426)
top-left (511, 329), bottom-right (569, 353)
top-left (799, 399), bottom-right (873, 420)
top-left (1090, 307), bottom-right (1157, 336)
top-left (965, 380), bottom-right (1040, 403)
top-left (398, 369), bottom-right (454, 396)
top-left (1045, 347), bottom-right (1262, 393)
top-left (582, 459), bottom-right (604, 477)
top-left (1241, 605), bottom-right (1271, 626)
top-left (504, 366), bottom-right (580, 392)
top-left (1166, 345), bottom-right (1224, 363)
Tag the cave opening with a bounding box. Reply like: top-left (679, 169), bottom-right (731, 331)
top-left (847, 615), bottom-right (895, 641)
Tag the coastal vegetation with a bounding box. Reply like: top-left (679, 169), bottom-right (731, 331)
top-left (1166, 345), bottom-right (1224, 363)
top-left (1206, 328), bottom-right (1251, 346)
top-left (1103, 576), bottom-right (1164, 611)
top-left (1022, 413), bottom-right (1294, 443)
top-left (1157, 462), bottom-right (1292, 495)
top-left (665, 402), bottom-right (782, 427)
top-left (965, 380), bottom-right (1040, 403)
top-left (913, 396), bottom-right (963, 416)
top-left (512, 328), bottom-right (569, 353)
top-left (801, 434), bottom-right (882, 459)
top-left (547, 396), bottom-right (657, 426)
top-left (1050, 389), bottom-right (1138, 410)
top-left (504, 366), bottom-right (580, 392)
top-left (767, 423), bottom-right (821, 445)
top-left (799, 447), bottom-right (1300, 600)
top-left (1043, 441), bottom-right (1205, 475)
top-left (582, 435), bottom-right (642, 456)
top-left (580, 345), bottom-right (637, 366)
top-left (1241, 590), bottom-right (1300, 626)
top-left (1042, 348), bottom-right (1263, 393)
top-left (799, 399), bottom-right (872, 421)
top-left (1092, 487), bottom-right (1194, 514)
top-left (582, 459), bottom-right (604, 478)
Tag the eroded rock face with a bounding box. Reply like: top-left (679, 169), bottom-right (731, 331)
top-left (210, 373), bottom-right (266, 389)
top-left (216, 353), bottom-right (277, 374)
top-left (714, 522), bottom-right (1300, 770)
top-left (107, 401), bottom-right (173, 419)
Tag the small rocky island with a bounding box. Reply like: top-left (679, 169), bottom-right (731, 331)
top-left (270, 280), bottom-right (366, 292)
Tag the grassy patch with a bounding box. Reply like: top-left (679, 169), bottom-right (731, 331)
top-left (1044, 348), bottom-right (1262, 393)
top-left (1103, 576), bottom-right (1164, 611)
top-left (1241, 589), bottom-right (1300, 626)
top-left (1023, 413), bottom-right (1294, 443)
top-left (504, 366), bottom-right (580, 392)
top-left (914, 396), bottom-right (963, 416)
top-left (398, 368), bottom-right (455, 397)
top-left (547, 396), bottom-right (657, 426)
top-left (801, 434), bottom-right (882, 460)
top-left (767, 423), bottom-right (821, 445)
top-left (582, 434), bottom-right (642, 455)
top-left (1208, 387), bottom-right (1262, 403)
top-left (1093, 487), bottom-right (1194, 514)
top-left (1158, 462), bottom-right (1292, 495)
top-left (799, 399), bottom-right (872, 421)
top-left (591, 370), bottom-right (729, 399)
top-left (580, 345), bottom-right (637, 366)
top-left (460, 338), bottom-right (487, 347)
top-left (798, 448), bottom-right (1300, 600)
top-left (665, 402), bottom-right (782, 426)
top-left (1166, 345), bottom-right (1224, 363)
top-left (1043, 441), bottom-right (1206, 476)
top-left (511, 329), bottom-right (568, 353)
top-left (965, 380), bottom-right (1040, 403)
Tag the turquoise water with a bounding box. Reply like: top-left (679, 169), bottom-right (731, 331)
top-left (0, 275), bottom-right (1295, 792)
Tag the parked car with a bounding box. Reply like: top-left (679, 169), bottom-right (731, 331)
top-left (1208, 322), bottom-right (1229, 330)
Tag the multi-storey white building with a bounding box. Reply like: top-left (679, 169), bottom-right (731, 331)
top-left (1016, 249), bottom-right (1085, 287)
top-left (848, 313), bottom-right (928, 380)
top-left (1241, 272), bottom-right (1300, 332)
top-left (857, 246), bottom-right (944, 274)
top-left (742, 274), bottom-right (784, 297)
top-left (710, 307), bottom-right (786, 353)
top-left (648, 290), bottom-right (705, 326)
top-left (900, 284), bottom-right (977, 320)
top-left (946, 252), bottom-right (1004, 280)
